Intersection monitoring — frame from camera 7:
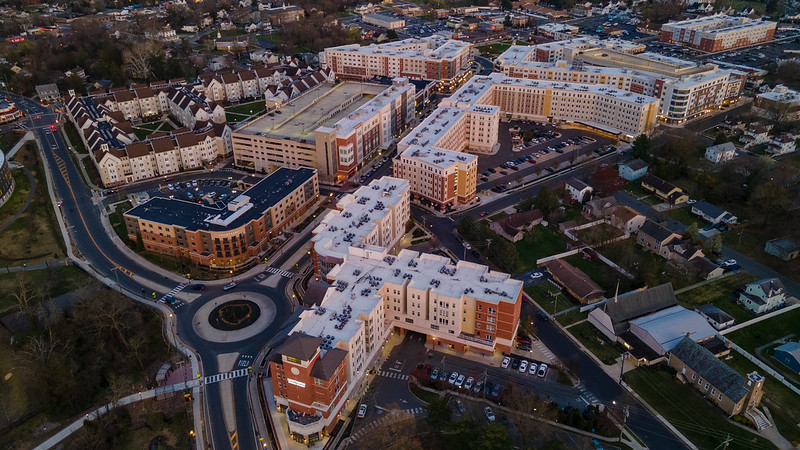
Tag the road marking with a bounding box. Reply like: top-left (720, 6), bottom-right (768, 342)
top-left (48, 146), bottom-right (137, 279)
top-left (265, 266), bottom-right (293, 278)
top-left (203, 368), bottom-right (249, 385)
top-left (227, 429), bottom-right (238, 450)
top-left (378, 370), bottom-right (409, 380)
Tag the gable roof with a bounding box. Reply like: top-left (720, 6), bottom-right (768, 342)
top-left (774, 342), bottom-right (800, 361)
top-left (692, 201), bottom-right (725, 219)
top-left (641, 174), bottom-right (680, 194)
top-left (496, 209), bottom-right (542, 233)
top-left (696, 304), bottom-right (734, 324)
top-left (749, 278), bottom-right (786, 297)
top-left (622, 158), bottom-right (648, 171)
top-left (638, 220), bottom-right (679, 243)
top-left (567, 177), bottom-right (591, 191)
top-left (670, 336), bottom-right (749, 402)
top-left (546, 259), bottom-right (604, 301)
top-left (276, 332), bottom-right (322, 362)
top-left (604, 283), bottom-right (677, 323)
top-left (706, 142), bottom-right (736, 154)
top-left (613, 205), bottom-right (642, 223)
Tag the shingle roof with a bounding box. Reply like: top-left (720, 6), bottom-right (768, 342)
top-left (692, 201), bottom-right (725, 220)
top-left (696, 304), bottom-right (734, 325)
top-left (638, 220), bottom-right (679, 243)
top-left (276, 333), bottom-right (322, 362)
top-left (309, 348), bottom-right (347, 380)
top-left (706, 142), bottom-right (735, 154)
top-left (496, 209), bottom-right (542, 232)
top-left (613, 205), bottom-right (641, 223)
top-left (641, 174), bottom-right (679, 194)
top-left (622, 158), bottom-right (648, 171)
top-left (546, 259), bottom-right (604, 302)
top-left (603, 283), bottom-right (677, 323)
top-left (670, 337), bottom-right (749, 402)
top-left (567, 177), bottom-right (591, 191)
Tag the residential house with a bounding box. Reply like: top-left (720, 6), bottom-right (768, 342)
top-left (618, 159), bottom-right (648, 181)
top-left (668, 336), bottom-right (765, 417)
top-left (640, 174), bottom-right (689, 204)
top-left (691, 200), bottom-right (737, 224)
top-left (765, 237), bottom-right (799, 261)
top-left (690, 257), bottom-right (725, 280)
top-left (588, 283), bottom-right (678, 343)
top-left (741, 125), bottom-right (771, 146)
top-left (583, 196), bottom-right (618, 220)
top-left (767, 134), bottom-right (796, 155)
top-left (546, 259), bottom-right (604, 304)
top-left (65, 66), bottom-right (86, 79)
top-left (35, 83), bottom-right (60, 102)
top-left (739, 278), bottom-right (786, 314)
top-left (637, 220), bottom-right (682, 258)
top-left (773, 342), bottom-right (800, 374)
top-left (610, 206), bottom-right (646, 234)
top-left (565, 178), bottom-right (593, 203)
top-left (215, 36), bottom-right (249, 52)
top-left (489, 209), bottom-right (543, 242)
top-left (695, 304), bottom-right (735, 330)
top-left (705, 142), bottom-right (737, 164)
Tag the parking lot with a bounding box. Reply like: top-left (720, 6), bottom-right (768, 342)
top-left (155, 177), bottom-right (243, 206)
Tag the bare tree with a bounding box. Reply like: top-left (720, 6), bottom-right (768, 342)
top-left (18, 328), bottom-right (70, 365)
top-left (124, 40), bottom-right (164, 80)
top-left (12, 274), bottom-right (37, 325)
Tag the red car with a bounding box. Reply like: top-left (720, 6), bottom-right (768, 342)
top-left (515, 336), bottom-right (533, 345)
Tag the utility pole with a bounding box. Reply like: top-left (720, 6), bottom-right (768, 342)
top-left (714, 433), bottom-right (732, 450)
top-left (619, 351), bottom-right (628, 385)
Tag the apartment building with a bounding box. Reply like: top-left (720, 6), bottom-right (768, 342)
top-left (274, 245), bottom-right (523, 443)
top-left (524, 37), bottom-right (646, 64)
top-left (497, 43), bottom-right (745, 124)
top-left (233, 78), bottom-right (415, 185)
top-left (659, 14), bottom-right (776, 52)
top-left (312, 177), bottom-right (410, 276)
top-left (124, 167), bottom-right (319, 268)
top-left (362, 13), bottom-right (406, 29)
top-left (201, 66), bottom-right (335, 104)
top-left (320, 36), bottom-right (473, 92)
top-left (753, 85), bottom-right (800, 122)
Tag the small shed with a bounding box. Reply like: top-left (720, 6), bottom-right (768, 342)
top-left (773, 342), bottom-right (800, 374)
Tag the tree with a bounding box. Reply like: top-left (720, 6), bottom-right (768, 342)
top-left (361, 413), bottom-right (423, 450)
top-left (123, 40), bottom-right (165, 80)
top-left (501, 0), bottom-right (513, 10)
top-left (387, 29), bottom-right (398, 40)
top-left (478, 422), bottom-right (514, 450)
top-left (504, 14), bottom-right (512, 28)
top-left (12, 273), bottom-right (38, 326)
top-left (631, 134), bottom-right (651, 160)
top-left (591, 165), bottom-right (621, 196)
top-left (534, 186), bottom-right (559, 217)
top-left (66, 73), bottom-right (85, 95)
top-left (707, 233), bottom-right (722, 255)
top-left (424, 395), bottom-right (451, 435)
top-left (713, 131), bottom-right (729, 145)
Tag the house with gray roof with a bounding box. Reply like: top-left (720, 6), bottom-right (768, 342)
top-left (588, 283), bottom-right (677, 342)
top-left (765, 237), bottom-right (799, 261)
top-left (690, 200), bottom-right (737, 224)
top-left (705, 142), bottom-right (737, 164)
top-left (695, 304), bottom-right (735, 330)
top-left (565, 177), bottom-right (593, 203)
top-left (738, 278), bottom-right (786, 314)
top-left (618, 159), bottom-right (648, 181)
top-left (668, 336), bottom-right (765, 417)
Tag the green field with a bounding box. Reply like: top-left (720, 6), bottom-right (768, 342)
top-left (64, 122), bottom-right (87, 153)
top-left (726, 307), bottom-right (800, 355)
top-left (225, 100), bottom-right (266, 116)
top-left (0, 265), bottom-right (91, 314)
top-left (667, 206), bottom-right (702, 228)
top-left (524, 282), bottom-right (575, 315)
top-left (675, 273), bottom-right (758, 324)
top-left (624, 366), bottom-right (774, 450)
top-left (513, 226), bottom-right (570, 272)
top-left (556, 308), bottom-right (589, 327)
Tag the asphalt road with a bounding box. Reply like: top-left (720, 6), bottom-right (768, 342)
top-left (7, 91), bottom-right (304, 450)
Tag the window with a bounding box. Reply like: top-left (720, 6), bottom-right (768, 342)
top-left (705, 383), bottom-right (709, 391)
top-left (691, 373), bottom-right (696, 380)
top-left (718, 394), bottom-right (723, 401)
top-left (698, 378), bottom-right (703, 385)
top-left (711, 388), bottom-right (716, 396)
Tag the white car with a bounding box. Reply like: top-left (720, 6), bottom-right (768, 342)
top-left (223, 282), bottom-right (237, 291)
top-left (537, 363), bottom-right (548, 378)
top-left (528, 363), bottom-right (538, 375)
top-left (357, 404), bottom-right (367, 418)
top-left (501, 357), bottom-right (511, 368)
top-left (724, 259), bottom-right (737, 266)
top-left (448, 372), bottom-right (459, 384)
top-left (455, 374), bottom-right (466, 387)
top-left (519, 360), bottom-right (528, 373)
top-left (530, 272), bottom-right (543, 279)
top-left (464, 376), bottom-right (474, 390)
top-left (484, 406), bottom-right (496, 422)
top-left (687, 199), bottom-right (697, 204)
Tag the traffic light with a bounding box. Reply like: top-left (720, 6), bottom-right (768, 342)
top-left (184, 393), bottom-right (192, 403)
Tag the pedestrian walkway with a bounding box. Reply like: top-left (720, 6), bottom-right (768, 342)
top-left (346, 409), bottom-right (418, 444)
top-left (377, 370), bottom-right (409, 381)
top-left (265, 266), bottom-right (294, 278)
top-left (158, 282), bottom-right (188, 303)
top-left (576, 383), bottom-right (600, 405)
top-left (204, 368), bottom-right (249, 385)
top-left (533, 340), bottom-right (556, 363)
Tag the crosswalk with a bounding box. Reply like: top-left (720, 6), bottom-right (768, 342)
top-left (577, 383), bottom-right (599, 405)
top-left (346, 409), bottom-right (424, 444)
top-left (534, 340), bottom-right (556, 362)
top-left (159, 283), bottom-right (189, 308)
top-left (377, 370), bottom-right (409, 381)
top-left (265, 266), bottom-right (294, 278)
top-left (204, 368), bottom-right (249, 385)
top-left (237, 354), bottom-right (253, 367)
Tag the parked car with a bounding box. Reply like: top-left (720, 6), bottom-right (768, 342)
top-left (501, 357), bottom-right (511, 368)
top-left (448, 372), bottom-right (459, 385)
top-left (519, 360), bottom-right (529, 373)
top-left (530, 272), bottom-right (543, 279)
top-left (484, 407), bottom-right (496, 422)
top-left (423, 364), bottom-right (431, 376)
top-left (488, 168), bottom-right (497, 173)
top-left (430, 368), bottom-right (439, 380)
top-left (357, 404), bottom-right (367, 418)
top-left (537, 363), bottom-right (548, 378)
top-left (464, 377), bottom-right (474, 390)
top-left (455, 374), bottom-right (465, 387)
top-left (516, 335), bottom-right (532, 345)
top-left (528, 363), bottom-right (538, 375)
top-left (536, 311), bottom-right (549, 321)
top-left (491, 384), bottom-right (501, 397)
top-left (511, 359), bottom-right (521, 370)
top-left (473, 380), bottom-right (483, 393)
top-left (439, 371), bottom-right (449, 381)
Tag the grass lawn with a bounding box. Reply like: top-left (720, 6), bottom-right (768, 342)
top-left (0, 169), bottom-right (31, 225)
top-left (620, 182), bottom-right (650, 198)
top-left (524, 281), bottom-right (576, 314)
top-left (562, 203), bottom-right (588, 225)
top-left (722, 225), bottom-right (800, 284)
top-left (487, 211), bottom-right (507, 222)
top-left (64, 122), bottom-right (87, 153)
top-left (108, 201), bottom-right (133, 242)
top-left (567, 321), bottom-right (621, 365)
top-left (624, 366), bottom-right (774, 450)
top-left (726, 307), bottom-right (800, 355)
top-left (137, 121), bottom-right (162, 131)
top-left (675, 272), bottom-right (758, 324)
top-left (556, 308), bottom-right (589, 327)
top-left (476, 43), bottom-right (512, 55)
top-left (225, 112), bottom-right (250, 123)
top-left (225, 100), bottom-right (266, 116)
top-left (724, 353), bottom-right (800, 444)
top-left (667, 206), bottom-right (703, 228)
top-left (0, 144), bottom-right (66, 266)
top-left (133, 128), bottom-right (151, 140)
top-left (642, 195), bottom-right (663, 205)
top-left (563, 254), bottom-right (617, 295)
top-left (0, 130), bottom-right (24, 153)
top-left (0, 265), bottom-right (91, 314)
top-left (256, 33), bottom-right (283, 42)
top-left (601, 238), bottom-right (703, 291)
top-left (514, 226), bottom-right (570, 271)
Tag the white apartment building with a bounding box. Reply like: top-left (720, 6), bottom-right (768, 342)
top-left (659, 14), bottom-right (776, 52)
top-left (361, 13), bottom-right (405, 30)
top-left (320, 37), bottom-right (473, 91)
top-left (497, 43), bottom-right (745, 124)
top-left (754, 85), bottom-right (800, 122)
top-left (312, 176), bottom-right (410, 278)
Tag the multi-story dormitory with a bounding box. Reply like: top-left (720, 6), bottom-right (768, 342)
top-left (66, 81), bottom-right (233, 187)
top-left (200, 65), bottom-right (335, 104)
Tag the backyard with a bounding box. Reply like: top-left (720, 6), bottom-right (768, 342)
top-left (513, 226), bottom-right (570, 272)
top-left (726, 307), bottom-right (800, 355)
top-left (667, 205), bottom-right (703, 228)
top-left (600, 238), bottom-right (703, 291)
top-left (563, 254), bottom-right (623, 295)
top-left (624, 366), bottom-right (774, 450)
top-left (524, 281), bottom-right (576, 316)
top-left (674, 272), bottom-right (758, 324)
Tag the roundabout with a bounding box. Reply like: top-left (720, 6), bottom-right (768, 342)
top-left (191, 292), bottom-right (277, 343)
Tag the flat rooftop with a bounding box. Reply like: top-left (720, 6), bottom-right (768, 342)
top-left (577, 48), bottom-right (711, 78)
top-left (125, 167), bottom-right (316, 231)
top-left (312, 176), bottom-right (409, 261)
top-left (324, 37), bottom-right (471, 61)
top-left (236, 82), bottom-right (387, 143)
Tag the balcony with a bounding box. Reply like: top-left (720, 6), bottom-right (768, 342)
top-left (287, 408), bottom-right (324, 434)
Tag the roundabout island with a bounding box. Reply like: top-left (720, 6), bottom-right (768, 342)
top-left (191, 292), bottom-right (277, 343)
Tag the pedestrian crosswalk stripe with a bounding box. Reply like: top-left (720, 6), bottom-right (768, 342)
top-left (378, 370), bottom-right (408, 380)
top-left (265, 266), bottom-right (293, 278)
top-left (203, 368), bottom-right (249, 385)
